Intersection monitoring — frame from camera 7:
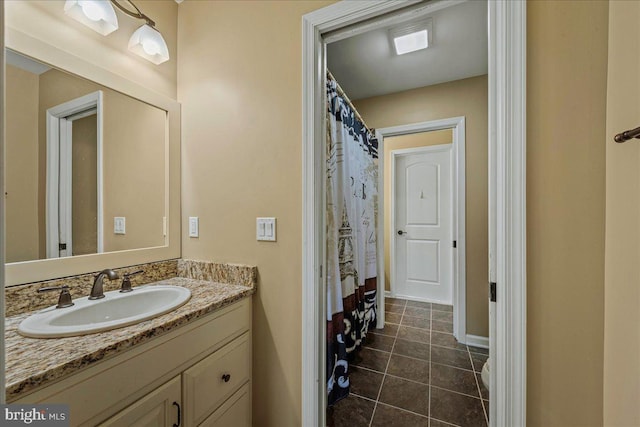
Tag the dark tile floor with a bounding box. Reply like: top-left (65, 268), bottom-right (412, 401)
top-left (327, 298), bottom-right (489, 427)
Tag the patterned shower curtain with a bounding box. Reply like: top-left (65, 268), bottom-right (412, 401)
top-left (326, 75), bottom-right (378, 406)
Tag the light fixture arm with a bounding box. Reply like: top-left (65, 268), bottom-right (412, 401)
top-left (110, 0), bottom-right (155, 28)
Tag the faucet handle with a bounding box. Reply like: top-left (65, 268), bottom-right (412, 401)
top-left (38, 285), bottom-right (74, 309)
top-left (120, 270), bottom-right (144, 293)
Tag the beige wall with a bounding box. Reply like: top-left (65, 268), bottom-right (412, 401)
top-left (527, 1), bottom-right (608, 425)
top-left (604, 1), bottom-right (640, 425)
top-left (71, 114), bottom-right (98, 256)
top-left (382, 130), bottom-right (452, 291)
top-left (5, 0), bottom-right (178, 99)
top-left (101, 84), bottom-right (166, 253)
top-left (177, 1), bottom-right (334, 425)
top-left (5, 64), bottom-right (40, 263)
top-left (356, 76), bottom-right (489, 337)
top-left (180, 1), bottom-right (611, 425)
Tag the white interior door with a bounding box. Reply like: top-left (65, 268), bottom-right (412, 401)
top-left (394, 145), bottom-right (453, 304)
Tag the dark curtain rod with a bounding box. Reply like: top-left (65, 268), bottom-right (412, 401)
top-left (614, 126), bottom-right (640, 143)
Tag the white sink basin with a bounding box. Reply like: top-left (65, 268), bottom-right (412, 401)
top-left (18, 285), bottom-right (191, 338)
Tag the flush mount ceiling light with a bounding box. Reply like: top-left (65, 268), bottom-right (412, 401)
top-left (64, 0), bottom-right (119, 36)
top-left (64, 0), bottom-right (170, 65)
top-left (389, 18), bottom-right (433, 56)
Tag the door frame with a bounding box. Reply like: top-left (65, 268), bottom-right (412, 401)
top-left (302, 1), bottom-right (526, 426)
top-left (382, 117), bottom-right (466, 343)
top-left (46, 91), bottom-right (104, 258)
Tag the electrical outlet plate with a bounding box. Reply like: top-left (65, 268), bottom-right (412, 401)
top-left (256, 217), bottom-right (276, 241)
top-left (189, 217), bottom-right (199, 238)
top-left (114, 217), bottom-right (126, 235)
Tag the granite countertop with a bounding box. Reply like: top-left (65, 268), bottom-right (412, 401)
top-left (5, 277), bottom-right (255, 401)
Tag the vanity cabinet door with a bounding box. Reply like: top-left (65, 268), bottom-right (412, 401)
top-left (182, 332), bottom-right (251, 427)
top-left (97, 376), bottom-right (181, 427)
top-left (198, 382), bottom-right (251, 427)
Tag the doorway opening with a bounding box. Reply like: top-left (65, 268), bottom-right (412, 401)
top-left (302, 2), bottom-right (526, 426)
top-left (46, 90), bottom-right (104, 258)
top-left (378, 117), bottom-right (467, 344)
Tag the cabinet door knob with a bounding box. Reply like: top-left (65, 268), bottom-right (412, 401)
top-left (172, 402), bottom-right (181, 427)
top-left (221, 373), bottom-right (231, 383)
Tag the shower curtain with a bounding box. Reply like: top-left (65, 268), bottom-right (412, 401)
top-left (326, 75), bottom-right (378, 406)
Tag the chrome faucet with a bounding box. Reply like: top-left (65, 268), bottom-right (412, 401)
top-left (89, 269), bottom-right (119, 300)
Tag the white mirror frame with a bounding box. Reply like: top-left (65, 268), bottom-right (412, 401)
top-left (4, 28), bottom-right (181, 286)
top-left (0, 1), bottom-right (6, 403)
top-left (302, 1), bottom-right (526, 426)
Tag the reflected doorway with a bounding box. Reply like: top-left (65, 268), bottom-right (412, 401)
top-left (45, 91), bottom-right (103, 258)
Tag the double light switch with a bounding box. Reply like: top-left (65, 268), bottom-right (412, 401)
top-left (256, 217), bottom-right (276, 241)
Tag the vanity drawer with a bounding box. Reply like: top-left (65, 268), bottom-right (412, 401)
top-left (182, 332), bottom-right (251, 427)
top-left (198, 382), bottom-right (251, 427)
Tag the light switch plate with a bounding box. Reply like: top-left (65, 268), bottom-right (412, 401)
top-left (256, 217), bottom-right (276, 241)
top-left (114, 217), bottom-right (126, 235)
top-left (189, 217), bottom-right (199, 238)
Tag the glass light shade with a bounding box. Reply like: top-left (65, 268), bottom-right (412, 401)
top-left (64, 0), bottom-right (118, 36)
top-left (128, 24), bottom-right (170, 65)
top-left (393, 30), bottom-right (429, 55)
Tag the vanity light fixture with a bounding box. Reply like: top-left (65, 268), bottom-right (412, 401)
top-left (64, 0), bottom-right (170, 65)
top-left (110, 0), bottom-right (170, 65)
top-left (389, 18), bottom-right (433, 56)
top-left (64, 0), bottom-right (119, 36)
top-left (127, 24), bottom-right (170, 65)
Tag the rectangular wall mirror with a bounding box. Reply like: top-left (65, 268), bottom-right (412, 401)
top-left (4, 29), bottom-right (180, 286)
top-left (6, 49), bottom-right (167, 263)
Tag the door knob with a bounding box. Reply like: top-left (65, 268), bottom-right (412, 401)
top-left (397, 230), bottom-right (406, 235)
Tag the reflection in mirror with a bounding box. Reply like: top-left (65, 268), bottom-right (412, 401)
top-left (5, 49), bottom-right (167, 264)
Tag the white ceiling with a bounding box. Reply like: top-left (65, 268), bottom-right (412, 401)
top-left (327, 0), bottom-right (488, 101)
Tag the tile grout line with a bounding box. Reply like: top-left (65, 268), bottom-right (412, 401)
top-left (468, 344), bottom-right (489, 427)
top-left (366, 399), bottom-right (432, 422)
top-left (352, 390), bottom-right (451, 423)
top-left (372, 330), bottom-right (488, 357)
top-left (363, 338), bottom-right (477, 367)
top-left (359, 334), bottom-right (483, 376)
top-left (430, 384), bottom-right (488, 401)
top-left (374, 300), bottom-right (484, 427)
top-left (368, 299), bottom-right (405, 426)
top-left (378, 299), bottom-right (489, 427)
top-left (429, 302), bottom-right (433, 427)
top-left (354, 360), bottom-right (492, 399)
top-left (429, 416), bottom-right (462, 427)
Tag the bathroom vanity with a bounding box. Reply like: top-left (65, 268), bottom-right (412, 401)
top-left (5, 262), bottom-right (256, 427)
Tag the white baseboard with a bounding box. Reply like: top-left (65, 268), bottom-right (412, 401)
top-left (384, 290), bottom-right (394, 298)
top-left (466, 334), bottom-right (489, 349)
